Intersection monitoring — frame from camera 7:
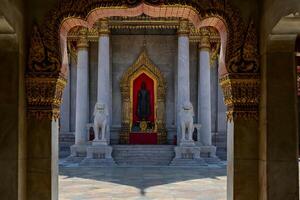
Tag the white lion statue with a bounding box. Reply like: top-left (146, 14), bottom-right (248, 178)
top-left (93, 103), bottom-right (109, 142)
top-left (179, 101), bottom-right (195, 142)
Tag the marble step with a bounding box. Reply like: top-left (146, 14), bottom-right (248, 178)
top-left (59, 134), bottom-right (75, 158)
top-left (59, 134), bottom-right (75, 142)
top-left (113, 145), bottom-right (175, 166)
top-left (114, 153), bottom-right (173, 155)
top-left (113, 145), bottom-right (174, 150)
top-left (80, 158), bottom-right (116, 166)
top-left (170, 158), bottom-right (207, 166)
top-left (115, 162), bottom-right (172, 166)
top-left (115, 156), bottom-right (174, 160)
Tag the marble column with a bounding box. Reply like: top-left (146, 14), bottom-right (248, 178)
top-left (198, 34), bottom-right (212, 146)
top-left (97, 19), bottom-right (110, 109)
top-left (177, 19), bottom-right (191, 144)
top-left (74, 29), bottom-right (89, 145)
top-left (177, 20), bottom-right (190, 107)
top-left (97, 19), bottom-right (110, 143)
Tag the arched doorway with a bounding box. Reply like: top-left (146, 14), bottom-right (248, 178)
top-left (25, 1), bottom-right (260, 200)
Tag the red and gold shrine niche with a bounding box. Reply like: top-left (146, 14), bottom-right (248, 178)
top-left (131, 73), bottom-right (156, 144)
top-left (120, 50), bottom-right (167, 144)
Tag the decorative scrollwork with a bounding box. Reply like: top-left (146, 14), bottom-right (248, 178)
top-left (220, 73), bottom-right (260, 121)
top-left (177, 19), bottom-right (190, 36)
top-left (97, 18), bottom-right (110, 36)
top-left (28, 25), bottom-right (60, 75)
top-left (227, 20), bottom-right (259, 73)
top-left (26, 76), bottom-right (67, 120)
top-left (35, 0), bottom-right (259, 75)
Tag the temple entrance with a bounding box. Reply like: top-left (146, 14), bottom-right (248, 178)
top-left (22, 0), bottom-right (264, 199)
top-left (120, 49), bottom-right (167, 145)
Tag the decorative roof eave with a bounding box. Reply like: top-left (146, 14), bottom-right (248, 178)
top-left (66, 16), bottom-right (221, 43)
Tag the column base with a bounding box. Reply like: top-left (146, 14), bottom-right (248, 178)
top-left (80, 145), bottom-right (116, 166)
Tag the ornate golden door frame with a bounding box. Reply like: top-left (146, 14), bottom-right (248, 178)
top-left (130, 70), bottom-right (158, 132)
top-left (120, 49), bottom-right (167, 144)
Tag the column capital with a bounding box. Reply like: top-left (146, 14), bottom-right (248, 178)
top-left (97, 18), bottom-right (110, 36)
top-left (177, 19), bottom-right (190, 36)
top-left (198, 34), bottom-right (211, 51)
top-left (219, 73), bottom-right (260, 121)
top-left (26, 75), bottom-right (67, 120)
top-left (77, 28), bottom-right (89, 49)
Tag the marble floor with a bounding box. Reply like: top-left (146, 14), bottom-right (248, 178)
top-left (59, 165), bottom-right (227, 200)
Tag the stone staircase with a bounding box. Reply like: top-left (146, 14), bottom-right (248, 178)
top-left (112, 145), bottom-right (175, 166)
top-left (59, 132), bottom-right (75, 158)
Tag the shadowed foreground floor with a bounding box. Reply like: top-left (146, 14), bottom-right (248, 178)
top-left (59, 165), bottom-right (227, 200)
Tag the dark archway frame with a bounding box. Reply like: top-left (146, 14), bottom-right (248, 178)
top-left (25, 1), bottom-right (261, 199)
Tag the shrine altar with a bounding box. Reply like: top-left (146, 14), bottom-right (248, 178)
top-left (119, 49), bottom-right (167, 144)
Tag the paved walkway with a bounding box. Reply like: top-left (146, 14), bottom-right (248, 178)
top-left (59, 165), bottom-right (226, 200)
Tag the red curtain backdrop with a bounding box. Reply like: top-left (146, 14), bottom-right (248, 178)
top-left (132, 73), bottom-right (155, 123)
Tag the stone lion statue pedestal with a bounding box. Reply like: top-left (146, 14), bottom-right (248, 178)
top-left (80, 103), bottom-right (116, 166)
top-left (80, 144), bottom-right (115, 166)
top-left (193, 124), bottom-right (221, 164)
top-left (170, 102), bottom-right (206, 166)
top-left (170, 145), bottom-right (206, 166)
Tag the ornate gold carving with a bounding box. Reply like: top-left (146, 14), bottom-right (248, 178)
top-left (67, 19), bottom-right (220, 44)
top-left (97, 18), bottom-right (110, 36)
top-left (120, 49), bottom-right (167, 144)
top-left (77, 28), bottom-right (89, 49)
top-left (109, 16), bottom-right (180, 30)
top-left (140, 121), bottom-right (148, 132)
top-left (199, 29), bottom-right (211, 51)
top-left (27, 24), bottom-right (67, 120)
top-left (210, 41), bottom-right (220, 65)
top-left (219, 73), bottom-right (260, 121)
top-left (177, 19), bottom-right (190, 36)
top-left (26, 76), bottom-right (67, 120)
top-left (228, 20), bottom-right (259, 73)
top-left (67, 41), bottom-right (78, 62)
top-left (28, 25), bottom-right (60, 75)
